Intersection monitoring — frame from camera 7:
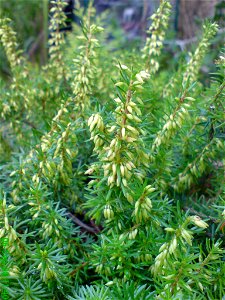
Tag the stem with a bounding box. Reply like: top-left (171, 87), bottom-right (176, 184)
top-left (70, 261), bottom-right (88, 277)
top-left (67, 212), bottom-right (99, 234)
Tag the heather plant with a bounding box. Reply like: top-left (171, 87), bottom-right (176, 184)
top-left (0, 0), bottom-right (224, 299)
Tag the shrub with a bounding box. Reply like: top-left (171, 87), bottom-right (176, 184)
top-left (0, 0), bottom-right (224, 299)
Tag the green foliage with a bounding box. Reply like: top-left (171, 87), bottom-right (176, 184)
top-left (0, 0), bottom-right (224, 299)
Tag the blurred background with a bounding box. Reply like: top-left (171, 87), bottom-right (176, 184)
top-left (0, 0), bottom-right (224, 79)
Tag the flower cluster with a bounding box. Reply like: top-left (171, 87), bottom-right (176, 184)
top-left (0, 18), bottom-right (23, 71)
top-left (163, 22), bottom-right (218, 98)
top-left (0, 193), bottom-right (27, 264)
top-left (151, 216), bottom-right (208, 276)
top-left (133, 185), bottom-right (155, 223)
top-left (0, 18), bottom-right (28, 122)
top-left (72, 22), bottom-right (104, 111)
top-left (142, 0), bottom-right (171, 73)
top-left (87, 113), bottom-right (105, 153)
top-left (151, 94), bottom-right (195, 160)
top-left (87, 66), bottom-right (150, 202)
top-left (183, 22), bottom-right (218, 85)
top-left (46, 0), bottom-right (67, 80)
top-left (173, 138), bottom-right (224, 191)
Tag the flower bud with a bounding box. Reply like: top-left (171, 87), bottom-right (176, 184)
top-left (191, 216), bottom-right (208, 229)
